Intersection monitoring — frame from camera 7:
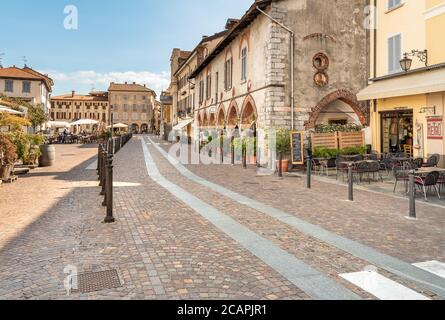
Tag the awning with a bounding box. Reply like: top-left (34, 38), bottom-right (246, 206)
top-left (0, 105), bottom-right (25, 115)
top-left (173, 118), bottom-right (193, 131)
top-left (357, 67), bottom-right (445, 101)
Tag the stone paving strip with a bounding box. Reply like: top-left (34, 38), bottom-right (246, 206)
top-left (146, 136), bottom-right (445, 299)
top-left (140, 137), bottom-right (360, 300)
top-left (143, 138), bottom-right (442, 299)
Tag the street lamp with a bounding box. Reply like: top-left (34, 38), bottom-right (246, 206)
top-left (400, 50), bottom-right (428, 72)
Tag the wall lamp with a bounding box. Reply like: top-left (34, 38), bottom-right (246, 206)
top-left (400, 50), bottom-right (428, 72)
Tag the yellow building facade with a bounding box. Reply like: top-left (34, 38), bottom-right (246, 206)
top-left (359, 0), bottom-right (445, 166)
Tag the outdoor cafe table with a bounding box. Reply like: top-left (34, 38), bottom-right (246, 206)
top-left (415, 167), bottom-right (445, 175)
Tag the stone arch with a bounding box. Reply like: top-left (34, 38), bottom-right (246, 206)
top-left (209, 113), bottom-right (216, 128)
top-left (226, 100), bottom-right (240, 129)
top-left (203, 112), bottom-right (209, 128)
top-left (198, 112), bottom-right (204, 128)
top-left (305, 89), bottom-right (367, 130)
top-left (240, 95), bottom-right (258, 130)
top-left (216, 104), bottom-right (226, 129)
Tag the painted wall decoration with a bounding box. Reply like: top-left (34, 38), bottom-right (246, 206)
top-left (312, 53), bottom-right (329, 87)
top-left (427, 116), bottom-right (443, 140)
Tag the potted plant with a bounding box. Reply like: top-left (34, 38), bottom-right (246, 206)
top-left (0, 133), bottom-right (18, 181)
top-left (275, 128), bottom-right (291, 173)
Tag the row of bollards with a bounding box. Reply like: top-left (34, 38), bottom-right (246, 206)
top-left (303, 155), bottom-right (417, 219)
top-left (97, 133), bottom-right (133, 224)
top-left (98, 143), bottom-right (115, 223)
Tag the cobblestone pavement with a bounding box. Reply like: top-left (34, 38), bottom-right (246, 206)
top-left (0, 137), bottom-right (443, 300)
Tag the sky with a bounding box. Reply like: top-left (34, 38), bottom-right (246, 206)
top-left (0, 0), bottom-right (253, 97)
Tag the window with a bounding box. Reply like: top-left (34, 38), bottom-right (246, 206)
top-left (113, 112), bottom-right (119, 120)
top-left (388, 0), bottom-right (402, 10)
top-left (199, 79), bottom-right (204, 104)
top-left (206, 74), bottom-right (212, 100)
top-left (224, 58), bottom-right (233, 90)
top-left (241, 47), bottom-right (247, 81)
top-left (123, 95), bottom-right (128, 100)
top-left (123, 112), bottom-right (128, 121)
top-left (132, 104), bottom-right (137, 112)
top-left (123, 104), bottom-right (128, 112)
top-left (22, 81), bottom-right (31, 93)
top-left (141, 114), bottom-right (147, 121)
top-left (5, 80), bottom-right (13, 92)
top-left (142, 96), bottom-right (146, 100)
top-left (388, 34), bottom-right (402, 74)
top-left (215, 72), bottom-right (219, 103)
top-left (132, 113), bottom-right (138, 121)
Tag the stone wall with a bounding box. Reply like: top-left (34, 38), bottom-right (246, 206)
top-left (266, 0), bottom-right (370, 131)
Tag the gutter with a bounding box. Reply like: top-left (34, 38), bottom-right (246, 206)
top-left (256, 6), bottom-right (295, 131)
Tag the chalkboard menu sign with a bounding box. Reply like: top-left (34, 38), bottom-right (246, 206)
top-left (291, 131), bottom-right (305, 165)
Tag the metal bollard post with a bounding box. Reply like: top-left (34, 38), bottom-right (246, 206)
top-left (98, 144), bottom-right (103, 182)
top-left (348, 164), bottom-right (354, 201)
top-left (278, 152), bottom-right (283, 178)
top-left (100, 150), bottom-right (107, 197)
top-left (307, 156), bottom-right (312, 189)
top-left (407, 170), bottom-right (417, 219)
top-left (220, 137), bottom-right (224, 164)
top-left (104, 155), bottom-right (115, 223)
top-left (243, 144), bottom-right (247, 169)
top-left (231, 142), bottom-right (235, 166)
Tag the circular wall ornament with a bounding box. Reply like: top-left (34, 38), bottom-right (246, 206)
top-left (312, 53), bottom-right (329, 71)
top-left (314, 72), bottom-right (329, 87)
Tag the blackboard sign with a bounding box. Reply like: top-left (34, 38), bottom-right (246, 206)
top-left (291, 131), bottom-right (304, 165)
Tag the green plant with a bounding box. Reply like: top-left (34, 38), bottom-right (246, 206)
top-left (338, 146), bottom-right (367, 155)
top-left (315, 123), bottom-right (363, 134)
top-left (313, 146), bottom-right (339, 159)
top-left (0, 133), bottom-right (17, 165)
top-left (276, 128), bottom-right (291, 157)
top-left (27, 104), bottom-right (48, 132)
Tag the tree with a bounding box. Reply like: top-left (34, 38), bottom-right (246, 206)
top-left (0, 112), bottom-right (31, 131)
top-left (27, 104), bottom-right (48, 132)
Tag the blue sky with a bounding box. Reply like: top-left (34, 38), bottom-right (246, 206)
top-left (0, 0), bottom-right (252, 96)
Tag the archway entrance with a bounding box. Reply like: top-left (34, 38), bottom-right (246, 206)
top-left (227, 102), bottom-right (239, 129)
top-left (131, 124), bottom-right (140, 134)
top-left (141, 123), bottom-right (148, 133)
top-left (305, 89), bottom-right (367, 130)
top-left (216, 106), bottom-right (226, 129)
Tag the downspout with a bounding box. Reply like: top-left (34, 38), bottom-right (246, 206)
top-left (256, 6), bottom-right (295, 131)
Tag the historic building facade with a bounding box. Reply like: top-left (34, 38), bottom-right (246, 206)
top-left (108, 82), bottom-right (157, 133)
top-left (358, 0), bottom-right (445, 166)
top-left (50, 91), bottom-right (109, 124)
top-left (0, 66), bottom-right (54, 114)
top-left (189, 0), bottom-right (369, 155)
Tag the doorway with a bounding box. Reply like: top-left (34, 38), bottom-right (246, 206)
top-left (380, 110), bottom-right (413, 154)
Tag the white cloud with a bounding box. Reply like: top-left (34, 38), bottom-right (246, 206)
top-left (41, 70), bottom-right (171, 97)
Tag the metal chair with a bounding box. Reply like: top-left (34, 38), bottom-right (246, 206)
top-left (415, 171), bottom-right (441, 201)
top-left (321, 158), bottom-right (337, 177)
top-left (393, 166), bottom-right (410, 193)
top-left (367, 161), bottom-right (383, 182)
top-left (413, 158), bottom-right (424, 170)
top-left (423, 154), bottom-right (440, 168)
top-left (354, 161), bottom-right (369, 183)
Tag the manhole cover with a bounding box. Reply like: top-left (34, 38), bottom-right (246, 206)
top-left (73, 269), bottom-right (122, 294)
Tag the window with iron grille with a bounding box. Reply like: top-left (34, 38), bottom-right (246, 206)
top-left (22, 81), bottom-right (31, 93)
top-left (5, 80), bottom-right (13, 92)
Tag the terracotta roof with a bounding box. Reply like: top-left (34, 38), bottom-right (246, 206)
top-left (108, 82), bottom-right (156, 94)
top-left (190, 0), bottom-right (273, 79)
top-left (0, 66), bottom-right (54, 92)
top-left (52, 92), bottom-right (108, 102)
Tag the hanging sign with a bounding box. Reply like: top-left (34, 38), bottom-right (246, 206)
top-left (427, 116), bottom-right (443, 140)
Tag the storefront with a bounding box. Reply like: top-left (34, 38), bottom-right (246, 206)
top-left (358, 67), bottom-right (445, 167)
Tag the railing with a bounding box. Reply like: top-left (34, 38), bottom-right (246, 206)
top-left (96, 133), bottom-right (133, 223)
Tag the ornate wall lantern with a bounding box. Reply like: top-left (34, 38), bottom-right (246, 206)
top-left (400, 50), bottom-right (428, 72)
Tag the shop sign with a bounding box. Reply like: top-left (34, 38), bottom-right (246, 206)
top-left (427, 116), bottom-right (443, 140)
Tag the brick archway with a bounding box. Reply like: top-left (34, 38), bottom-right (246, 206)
top-left (226, 100), bottom-right (240, 129)
top-left (241, 95), bottom-right (258, 130)
top-left (305, 89), bottom-right (367, 129)
top-left (216, 104), bottom-right (226, 129)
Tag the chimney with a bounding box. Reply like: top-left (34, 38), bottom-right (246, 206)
top-left (72, 90), bottom-right (75, 97)
top-left (144, 84), bottom-right (146, 87)
top-left (125, 81), bottom-right (127, 84)
top-left (225, 18), bottom-right (239, 30)
top-left (133, 82), bottom-right (136, 84)
top-left (202, 35), bottom-right (208, 40)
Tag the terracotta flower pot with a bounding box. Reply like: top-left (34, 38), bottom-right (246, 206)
top-left (0, 164), bottom-right (12, 181)
top-left (276, 159), bottom-right (289, 173)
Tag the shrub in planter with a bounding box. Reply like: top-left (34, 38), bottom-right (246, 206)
top-left (275, 128), bottom-right (291, 172)
top-left (0, 133), bottom-right (17, 180)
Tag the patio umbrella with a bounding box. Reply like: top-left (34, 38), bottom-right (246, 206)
top-left (106, 123), bottom-right (128, 129)
top-left (46, 121), bottom-right (70, 129)
top-left (70, 119), bottom-right (99, 126)
top-left (0, 105), bottom-right (25, 115)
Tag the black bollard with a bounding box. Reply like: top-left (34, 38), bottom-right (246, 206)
top-left (104, 155), bottom-right (115, 223)
top-left (242, 144), bottom-right (247, 169)
top-left (98, 144), bottom-right (103, 182)
top-left (348, 164), bottom-right (354, 201)
top-left (231, 141), bottom-right (235, 166)
top-left (408, 170), bottom-right (417, 219)
top-left (100, 150), bottom-right (107, 197)
top-left (307, 156), bottom-right (312, 189)
top-left (278, 152), bottom-right (283, 178)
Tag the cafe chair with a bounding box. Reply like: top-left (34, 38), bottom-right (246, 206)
top-left (423, 154), bottom-right (440, 168)
top-left (415, 171), bottom-right (441, 201)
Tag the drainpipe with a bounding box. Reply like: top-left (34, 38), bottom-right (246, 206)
top-left (256, 6), bottom-right (295, 131)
